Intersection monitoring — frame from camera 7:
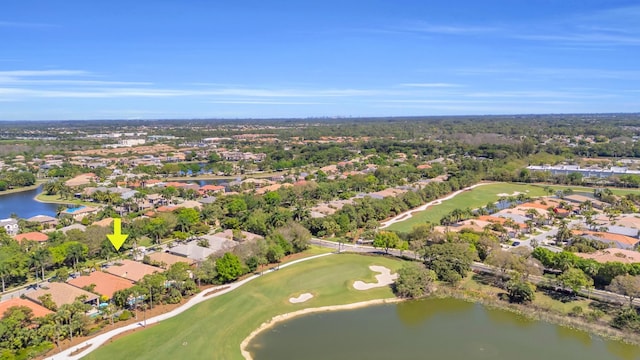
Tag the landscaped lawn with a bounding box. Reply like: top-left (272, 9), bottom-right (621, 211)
top-left (83, 253), bottom-right (404, 360)
top-left (386, 183), bottom-right (548, 232)
top-left (35, 193), bottom-right (95, 206)
top-left (386, 182), bottom-right (640, 233)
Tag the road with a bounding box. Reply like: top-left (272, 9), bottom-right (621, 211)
top-left (310, 238), bottom-right (638, 307)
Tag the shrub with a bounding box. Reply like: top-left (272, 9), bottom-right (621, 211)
top-left (506, 279), bottom-right (535, 303)
top-left (569, 306), bottom-right (583, 317)
top-left (585, 309), bottom-right (605, 322)
top-left (118, 310), bottom-right (133, 321)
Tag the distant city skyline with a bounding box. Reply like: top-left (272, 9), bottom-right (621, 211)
top-left (1, 0), bottom-right (639, 120)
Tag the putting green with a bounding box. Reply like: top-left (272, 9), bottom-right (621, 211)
top-left (83, 253), bottom-right (403, 360)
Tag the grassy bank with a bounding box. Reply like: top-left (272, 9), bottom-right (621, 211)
top-left (0, 181), bottom-right (44, 196)
top-left (451, 273), bottom-right (640, 347)
top-left (34, 193), bottom-right (95, 206)
top-left (83, 253), bottom-right (403, 360)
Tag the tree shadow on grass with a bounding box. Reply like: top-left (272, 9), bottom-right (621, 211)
top-left (471, 273), bottom-right (497, 286)
top-left (588, 300), bottom-right (619, 314)
top-left (539, 287), bottom-right (576, 303)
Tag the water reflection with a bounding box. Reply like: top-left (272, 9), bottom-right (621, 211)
top-left (556, 324), bottom-right (593, 347)
top-left (250, 298), bottom-right (638, 360)
top-left (605, 340), bottom-right (640, 360)
top-left (396, 297), bottom-right (473, 327)
top-left (0, 185), bottom-right (59, 218)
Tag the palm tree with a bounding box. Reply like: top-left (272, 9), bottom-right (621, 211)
top-left (56, 204), bottom-right (67, 216)
top-left (485, 201), bottom-right (498, 214)
top-left (43, 180), bottom-right (62, 195)
top-left (525, 208), bottom-right (539, 219)
top-left (555, 221), bottom-right (572, 245)
top-left (31, 248), bottom-right (51, 282)
top-left (525, 219), bottom-right (534, 234)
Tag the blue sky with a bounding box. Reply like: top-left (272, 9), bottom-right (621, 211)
top-left (1, 0), bottom-right (639, 120)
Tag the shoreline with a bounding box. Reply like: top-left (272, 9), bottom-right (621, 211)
top-left (165, 171), bottom-right (287, 181)
top-left (241, 291), bottom-right (640, 360)
top-left (440, 287), bottom-right (640, 347)
top-left (0, 182), bottom-right (42, 196)
top-left (240, 297), bottom-right (403, 360)
top-left (33, 193), bottom-right (93, 206)
top-left (41, 252), bottom-right (334, 360)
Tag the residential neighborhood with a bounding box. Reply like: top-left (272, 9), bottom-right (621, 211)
top-left (2, 117), bottom-right (640, 359)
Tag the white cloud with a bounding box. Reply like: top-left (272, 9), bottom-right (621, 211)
top-left (394, 22), bottom-right (499, 35)
top-left (0, 70), bottom-right (88, 77)
top-left (207, 100), bottom-right (327, 105)
top-left (0, 21), bottom-right (54, 28)
top-left (398, 83), bottom-right (463, 88)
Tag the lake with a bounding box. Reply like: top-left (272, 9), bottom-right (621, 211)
top-left (247, 298), bottom-right (640, 360)
top-left (0, 179), bottom-right (230, 220)
top-left (0, 185), bottom-right (59, 219)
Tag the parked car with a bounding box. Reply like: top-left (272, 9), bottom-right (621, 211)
top-left (512, 241), bottom-right (521, 247)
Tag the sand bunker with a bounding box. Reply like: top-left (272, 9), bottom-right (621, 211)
top-left (289, 293), bottom-right (314, 303)
top-left (353, 266), bottom-right (398, 290)
top-left (497, 191), bottom-right (526, 197)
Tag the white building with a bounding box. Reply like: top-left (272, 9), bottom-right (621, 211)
top-left (118, 138), bottom-right (146, 147)
top-left (527, 165), bottom-right (640, 178)
top-left (0, 218), bottom-right (19, 236)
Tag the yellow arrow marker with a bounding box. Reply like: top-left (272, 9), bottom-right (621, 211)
top-left (107, 218), bottom-right (129, 251)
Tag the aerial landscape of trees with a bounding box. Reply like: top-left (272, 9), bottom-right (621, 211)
top-left (4, 115), bottom-right (640, 357)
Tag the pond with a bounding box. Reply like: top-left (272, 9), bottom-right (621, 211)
top-left (0, 185), bottom-right (60, 219)
top-left (247, 298), bottom-right (640, 360)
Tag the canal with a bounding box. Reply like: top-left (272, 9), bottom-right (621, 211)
top-left (247, 298), bottom-right (640, 360)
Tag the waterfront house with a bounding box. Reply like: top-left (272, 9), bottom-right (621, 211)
top-left (14, 232), bottom-right (49, 244)
top-left (60, 206), bottom-right (100, 221)
top-left (64, 173), bottom-right (97, 187)
top-left (0, 218), bottom-right (19, 236)
top-left (27, 215), bottom-right (58, 229)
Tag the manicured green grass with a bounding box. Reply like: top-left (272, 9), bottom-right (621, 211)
top-left (0, 181), bottom-right (45, 196)
top-left (544, 184), bottom-right (640, 196)
top-left (84, 253), bottom-right (403, 360)
top-left (387, 183), bottom-right (548, 232)
top-left (386, 182), bottom-right (640, 233)
top-left (35, 193), bottom-right (95, 206)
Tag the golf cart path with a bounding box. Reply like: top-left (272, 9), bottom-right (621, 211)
top-left (43, 253), bottom-right (333, 360)
top-left (380, 183), bottom-right (491, 228)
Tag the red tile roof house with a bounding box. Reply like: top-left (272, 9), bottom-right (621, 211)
top-left (104, 259), bottom-right (165, 282)
top-left (146, 251), bottom-right (196, 268)
top-left (576, 248), bottom-right (640, 264)
top-left (67, 271), bottom-right (134, 300)
top-left (574, 230), bottom-right (640, 250)
top-left (25, 282), bottom-right (99, 308)
top-left (199, 184), bottom-right (225, 196)
top-left (0, 298), bottom-right (53, 318)
top-left (27, 215), bottom-right (59, 229)
top-left (14, 231), bottom-right (49, 243)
